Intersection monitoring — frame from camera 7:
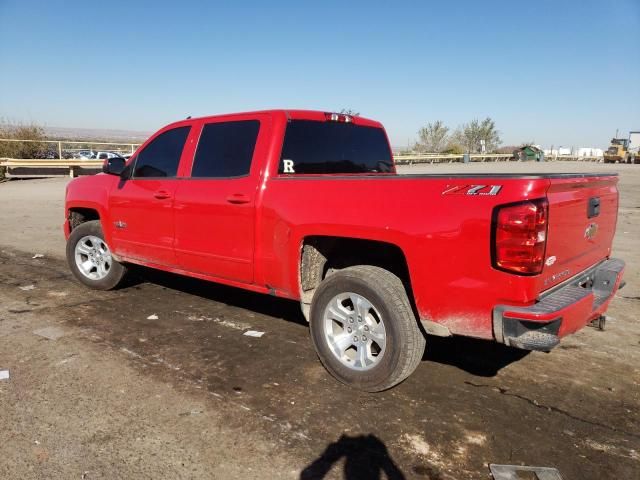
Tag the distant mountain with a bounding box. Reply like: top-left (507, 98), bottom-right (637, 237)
top-left (41, 127), bottom-right (407, 152)
top-left (44, 126), bottom-right (152, 143)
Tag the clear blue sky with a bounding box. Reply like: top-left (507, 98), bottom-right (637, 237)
top-left (1, 0), bottom-right (638, 148)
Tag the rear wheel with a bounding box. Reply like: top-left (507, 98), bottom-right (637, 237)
top-left (66, 220), bottom-right (127, 290)
top-left (309, 265), bottom-right (425, 392)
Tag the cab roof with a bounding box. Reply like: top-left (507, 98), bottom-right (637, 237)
top-left (164, 109), bottom-right (384, 130)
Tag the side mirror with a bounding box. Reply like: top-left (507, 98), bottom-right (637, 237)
top-left (103, 157), bottom-right (126, 176)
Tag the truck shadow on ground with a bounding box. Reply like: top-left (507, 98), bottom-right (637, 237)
top-left (423, 336), bottom-right (529, 377)
top-left (300, 434), bottom-right (408, 480)
top-left (126, 265), bottom-right (529, 377)
top-left (125, 265), bottom-right (308, 326)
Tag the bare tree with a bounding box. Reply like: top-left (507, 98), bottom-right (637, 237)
top-left (479, 117), bottom-right (501, 152)
top-left (454, 117), bottom-right (501, 153)
top-left (415, 120), bottom-right (450, 153)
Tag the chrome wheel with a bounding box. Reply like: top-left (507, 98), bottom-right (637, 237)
top-left (74, 235), bottom-right (113, 281)
top-left (322, 292), bottom-right (386, 371)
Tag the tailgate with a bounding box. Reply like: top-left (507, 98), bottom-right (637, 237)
top-left (541, 175), bottom-right (619, 291)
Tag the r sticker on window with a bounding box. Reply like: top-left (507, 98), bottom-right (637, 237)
top-left (283, 159), bottom-right (295, 173)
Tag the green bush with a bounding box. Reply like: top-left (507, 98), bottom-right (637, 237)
top-left (442, 143), bottom-right (465, 154)
top-left (0, 123), bottom-right (47, 159)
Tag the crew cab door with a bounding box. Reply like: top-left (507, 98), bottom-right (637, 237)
top-left (108, 125), bottom-right (192, 265)
top-left (173, 115), bottom-right (268, 284)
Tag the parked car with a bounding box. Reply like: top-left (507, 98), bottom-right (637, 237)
top-left (35, 145), bottom-right (60, 159)
top-left (72, 150), bottom-right (96, 160)
top-left (63, 110), bottom-right (625, 391)
top-left (95, 151), bottom-right (125, 161)
top-left (71, 151), bottom-right (123, 161)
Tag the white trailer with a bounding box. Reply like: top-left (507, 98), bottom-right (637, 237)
top-left (629, 131), bottom-right (640, 154)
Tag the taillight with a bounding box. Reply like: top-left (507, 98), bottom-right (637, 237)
top-left (493, 199), bottom-right (548, 274)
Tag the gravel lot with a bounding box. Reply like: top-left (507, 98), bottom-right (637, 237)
top-left (0, 162), bottom-right (638, 479)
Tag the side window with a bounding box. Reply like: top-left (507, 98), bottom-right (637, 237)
top-left (133, 126), bottom-right (190, 178)
top-left (191, 120), bottom-right (260, 178)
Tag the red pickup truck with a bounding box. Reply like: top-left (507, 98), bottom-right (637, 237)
top-left (64, 110), bottom-right (625, 391)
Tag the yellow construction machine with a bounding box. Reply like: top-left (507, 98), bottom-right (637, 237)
top-left (603, 137), bottom-right (632, 164)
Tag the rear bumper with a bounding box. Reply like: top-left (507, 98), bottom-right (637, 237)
top-left (493, 258), bottom-right (625, 351)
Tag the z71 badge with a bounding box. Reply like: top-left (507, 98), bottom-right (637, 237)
top-left (442, 184), bottom-right (502, 196)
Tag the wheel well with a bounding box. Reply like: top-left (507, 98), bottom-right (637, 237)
top-left (299, 236), bottom-right (414, 320)
top-left (68, 208), bottom-right (100, 231)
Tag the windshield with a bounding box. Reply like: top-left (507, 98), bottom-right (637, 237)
top-left (279, 120), bottom-right (393, 174)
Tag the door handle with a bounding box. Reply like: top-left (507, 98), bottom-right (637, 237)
top-left (153, 190), bottom-right (172, 200)
top-left (226, 193), bottom-right (250, 204)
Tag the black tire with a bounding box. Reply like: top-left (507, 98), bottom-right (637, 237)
top-left (66, 220), bottom-right (127, 290)
top-left (309, 265), bottom-right (426, 392)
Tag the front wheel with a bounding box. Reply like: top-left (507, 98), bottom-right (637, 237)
top-left (309, 265), bottom-right (426, 392)
top-left (66, 220), bottom-right (127, 290)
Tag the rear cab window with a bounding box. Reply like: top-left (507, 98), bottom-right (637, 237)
top-left (278, 120), bottom-right (393, 174)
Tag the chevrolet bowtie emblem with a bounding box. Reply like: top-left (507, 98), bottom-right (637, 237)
top-left (584, 222), bottom-right (598, 240)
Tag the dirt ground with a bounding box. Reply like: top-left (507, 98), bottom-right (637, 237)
top-left (0, 162), bottom-right (638, 480)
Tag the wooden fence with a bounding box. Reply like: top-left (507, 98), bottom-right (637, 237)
top-left (393, 153), bottom-right (602, 165)
top-left (0, 138), bottom-right (139, 158)
top-left (1, 145), bottom-right (605, 179)
top-left (1, 154), bottom-right (605, 178)
top-left (0, 158), bottom-right (103, 178)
